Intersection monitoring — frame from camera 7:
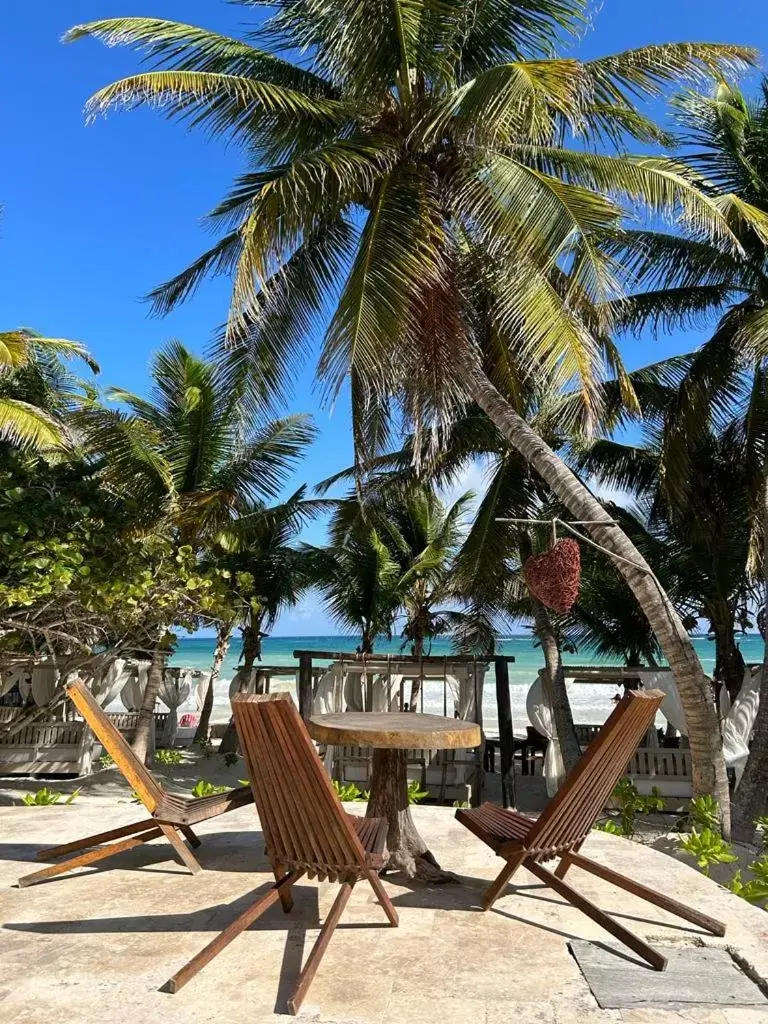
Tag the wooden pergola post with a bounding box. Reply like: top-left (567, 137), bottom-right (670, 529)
top-left (297, 653), bottom-right (313, 720)
top-left (494, 656), bottom-right (515, 809)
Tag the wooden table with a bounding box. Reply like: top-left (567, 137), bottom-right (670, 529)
top-left (308, 712), bottom-right (481, 882)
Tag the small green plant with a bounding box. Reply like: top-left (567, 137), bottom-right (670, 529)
top-left (727, 861), bottom-right (768, 905)
top-left (196, 737), bottom-right (214, 758)
top-left (129, 790), bottom-right (142, 803)
top-left (154, 748), bottom-right (184, 766)
top-left (191, 779), bottom-right (229, 798)
top-left (593, 819), bottom-right (623, 835)
top-left (407, 780), bottom-right (429, 804)
top-left (452, 800), bottom-right (471, 809)
top-left (676, 794), bottom-right (720, 833)
top-left (97, 752), bottom-right (115, 769)
top-left (223, 751), bottom-right (238, 767)
top-left (21, 787), bottom-right (80, 806)
top-left (332, 780), bottom-right (369, 802)
top-left (677, 827), bottom-right (738, 876)
top-left (754, 815), bottom-right (768, 849)
top-left (597, 780), bottom-right (664, 837)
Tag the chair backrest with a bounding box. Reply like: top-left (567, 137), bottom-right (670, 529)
top-left (66, 679), bottom-right (164, 811)
top-left (522, 688), bottom-right (665, 858)
top-left (233, 692), bottom-right (370, 882)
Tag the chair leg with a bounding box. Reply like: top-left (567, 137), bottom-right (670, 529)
top-left (525, 859), bottom-right (667, 971)
top-left (482, 853), bottom-right (526, 911)
top-left (554, 855), bottom-right (572, 879)
top-left (18, 827), bottom-right (163, 887)
top-left (166, 870), bottom-right (304, 994)
top-left (180, 826), bottom-right (202, 849)
top-left (366, 869), bottom-right (398, 926)
top-left (36, 819), bottom-right (158, 860)
top-left (272, 858), bottom-right (294, 913)
top-left (565, 851), bottom-right (726, 936)
top-left (287, 882), bottom-right (354, 1015)
top-left (158, 824), bottom-right (202, 875)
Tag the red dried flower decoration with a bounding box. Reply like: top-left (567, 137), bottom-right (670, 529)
top-left (524, 537), bottom-right (581, 613)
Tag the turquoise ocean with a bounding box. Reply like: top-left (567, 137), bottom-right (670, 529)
top-left (169, 634), bottom-right (765, 734)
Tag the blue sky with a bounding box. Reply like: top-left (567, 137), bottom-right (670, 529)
top-left (2, 1), bottom-right (766, 634)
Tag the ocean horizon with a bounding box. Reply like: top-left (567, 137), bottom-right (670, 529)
top-left (167, 632), bottom-right (765, 734)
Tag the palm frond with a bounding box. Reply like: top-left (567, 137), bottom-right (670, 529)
top-left (0, 398), bottom-right (64, 450)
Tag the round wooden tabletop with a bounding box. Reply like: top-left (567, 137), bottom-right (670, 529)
top-left (307, 712), bottom-right (481, 750)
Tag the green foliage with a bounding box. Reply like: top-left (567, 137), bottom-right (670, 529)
top-left (222, 751), bottom-right (239, 767)
top-left (755, 816), bottom-right (768, 849)
top-left (407, 780), bottom-right (429, 805)
top-left (97, 752), bottom-right (115, 769)
top-left (677, 827), bottom-right (739, 876)
top-left (195, 737), bottom-right (214, 758)
top-left (681, 794), bottom-right (721, 832)
top-left (154, 748), bottom-right (184, 766)
top-left (332, 780), bottom-right (369, 802)
top-left (452, 800), bottom-right (471, 809)
top-left (191, 779), bottom-right (229, 798)
top-left (21, 787), bottom-right (80, 806)
top-left (596, 779), bottom-right (663, 837)
top-left (727, 857), bottom-right (768, 905)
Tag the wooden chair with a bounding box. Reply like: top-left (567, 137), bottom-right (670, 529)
top-left (456, 689), bottom-right (725, 970)
top-left (165, 692), bottom-right (398, 1015)
top-left (18, 679), bottom-right (253, 888)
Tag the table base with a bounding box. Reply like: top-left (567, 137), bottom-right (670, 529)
top-left (365, 748), bottom-right (460, 883)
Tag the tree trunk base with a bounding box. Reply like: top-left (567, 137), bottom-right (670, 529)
top-left (366, 748), bottom-right (459, 884)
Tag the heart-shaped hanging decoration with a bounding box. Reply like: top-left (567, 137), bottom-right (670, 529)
top-left (524, 537), bottom-right (581, 613)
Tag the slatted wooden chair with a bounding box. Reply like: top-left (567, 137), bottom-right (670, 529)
top-left (18, 679), bottom-right (253, 888)
top-left (166, 692), bottom-right (398, 1014)
top-left (456, 689), bottom-right (726, 971)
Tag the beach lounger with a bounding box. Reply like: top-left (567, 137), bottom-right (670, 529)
top-left (17, 679), bottom-right (253, 887)
top-left (165, 692), bottom-right (398, 1014)
top-left (455, 688), bottom-right (725, 970)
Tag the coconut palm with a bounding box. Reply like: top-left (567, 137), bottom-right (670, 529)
top-left (0, 329), bottom-right (97, 450)
top-left (68, 4), bottom-right (760, 821)
top-left (79, 340), bottom-right (316, 759)
top-left (586, 79), bottom-right (768, 836)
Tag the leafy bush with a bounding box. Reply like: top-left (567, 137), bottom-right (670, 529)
top-left (21, 787), bottom-right (80, 806)
top-left (407, 780), bottom-right (429, 804)
top-left (676, 794), bottom-right (720, 832)
top-left (754, 815), bottom-right (768, 849)
top-left (594, 780), bottom-right (664, 837)
top-left (222, 751), bottom-right (238, 767)
top-left (332, 780), bottom-right (368, 802)
top-left (452, 799), bottom-right (471, 809)
top-left (97, 752), bottom-right (115, 769)
top-left (593, 819), bottom-right (624, 835)
top-left (154, 748), bottom-right (183, 766)
top-left (677, 827), bottom-right (739, 875)
top-left (191, 779), bottom-right (228, 798)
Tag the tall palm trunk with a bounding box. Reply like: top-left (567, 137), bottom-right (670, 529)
top-left (710, 602), bottom-right (746, 703)
top-left (132, 645), bottom-right (165, 765)
top-left (409, 621), bottom-right (425, 710)
top-left (518, 535), bottom-right (582, 774)
top-left (731, 447), bottom-right (768, 841)
top-left (467, 364), bottom-right (731, 833)
top-left (194, 620), bottom-right (233, 744)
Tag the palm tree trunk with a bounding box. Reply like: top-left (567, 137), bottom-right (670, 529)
top-left (194, 621), bottom-right (233, 744)
top-left (409, 630), bottom-right (424, 710)
top-left (710, 603), bottom-right (746, 704)
top-left (466, 363), bottom-right (731, 833)
top-left (218, 621), bottom-right (264, 755)
top-left (132, 646), bottom-right (165, 766)
top-left (731, 450), bottom-right (768, 841)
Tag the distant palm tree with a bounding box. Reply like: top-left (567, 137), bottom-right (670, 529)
top-left (80, 340), bottom-right (315, 760)
top-left (0, 329), bottom-right (97, 450)
top-left (68, 6), bottom-right (758, 815)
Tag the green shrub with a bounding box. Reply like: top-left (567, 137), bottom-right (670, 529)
top-left (677, 827), bottom-right (738, 876)
top-left (595, 780), bottom-right (663, 837)
top-left (332, 780), bottom-right (368, 802)
top-left (154, 748), bottom-right (183, 766)
top-left (21, 787), bottom-right (80, 806)
top-left (191, 779), bottom-right (228, 798)
top-left (407, 780), bottom-right (429, 804)
top-left (222, 751), bottom-right (238, 767)
top-left (452, 799), bottom-right (471, 809)
top-left (593, 819), bottom-right (624, 835)
top-left (97, 752), bottom-right (115, 769)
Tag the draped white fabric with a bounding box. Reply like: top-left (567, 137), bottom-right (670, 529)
top-left (722, 666), bottom-right (761, 785)
top-left (343, 669), bottom-right (365, 712)
top-left (527, 671), bottom-right (566, 797)
top-left (635, 670), bottom-right (688, 736)
top-left (90, 658), bottom-right (132, 707)
top-left (31, 664), bottom-right (58, 706)
top-left (0, 664), bottom-right (29, 700)
top-left (192, 670), bottom-right (212, 711)
top-left (120, 662), bottom-right (149, 711)
top-left (157, 667), bottom-right (192, 745)
top-left (313, 665), bottom-right (344, 715)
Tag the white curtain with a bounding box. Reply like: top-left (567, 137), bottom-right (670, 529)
top-left (157, 667), bottom-right (192, 745)
top-left (0, 663), bottom-right (29, 701)
top-left (313, 665), bottom-right (344, 715)
top-left (527, 671), bottom-right (566, 797)
top-left (722, 665), bottom-right (761, 786)
top-left (343, 668), bottom-right (365, 711)
top-left (193, 670), bottom-right (212, 711)
top-left (636, 670), bottom-right (688, 736)
top-left (90, 658), bottom-right (132, 707)
top-left (31, 663), bottom-right (58, 706)
top-left (120, 662), bottom-right (149, 711)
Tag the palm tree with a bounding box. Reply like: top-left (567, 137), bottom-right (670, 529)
top-left (0, 329), bottom-right (97, 450)
top-left (586, 79), bottom-right (768, 837)
top-left (68, 5), bottom-right (759, 822)
top-left (81, 340), bottom-right (315, 760)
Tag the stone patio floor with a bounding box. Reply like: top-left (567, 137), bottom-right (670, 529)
top-left (1, 801), bottom-right (767, 1024)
